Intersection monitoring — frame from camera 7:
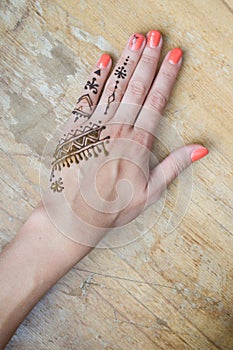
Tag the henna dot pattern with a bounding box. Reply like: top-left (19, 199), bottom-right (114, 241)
top-left (104, 56), bottom-right (130, 115)
top-left (50, 122), bottom-right (110, 192)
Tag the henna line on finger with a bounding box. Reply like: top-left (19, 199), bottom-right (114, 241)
top-left (104, 56), bottom-right (130, 115)
top-left (72, 70), bottom-right (102, 122)
top-left (72, 93), bottom-right (93, 122)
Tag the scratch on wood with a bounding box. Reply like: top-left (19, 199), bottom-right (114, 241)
top-left (76, 268), bottom-right (176, 290)
top-left (13, 9), bottom-right (30, 32)
top-left (220, 0), bottom-right (233, 14)
top-left (79, 273), bottom-right (95, 297)
top-left (113, 310), bottom-right (232, 345)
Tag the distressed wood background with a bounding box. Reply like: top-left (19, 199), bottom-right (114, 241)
top-left (0, 0), bottom-right (232, 349)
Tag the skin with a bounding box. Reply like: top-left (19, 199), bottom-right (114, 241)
top-left (0, 31), bottom-right (208, 349)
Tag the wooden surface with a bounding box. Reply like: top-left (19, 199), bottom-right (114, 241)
top-left (0, 0), bottom-right (233, 349)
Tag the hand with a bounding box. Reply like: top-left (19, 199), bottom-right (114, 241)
top-left (42, 31), bottom-right (208, 246)
top-left (0, 31), bottom-right (209, 348)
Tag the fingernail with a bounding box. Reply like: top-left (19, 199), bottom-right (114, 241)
top-left (168, 48), bottom-right (183, 64)
top-left (147, 30), bottom-right (161, 48)
top-left (191, 147), bottom-right (209, 162)
top-left (129, 33), bottom-right (144, 51)
top-left (97, 54), bottom-right (111, 69)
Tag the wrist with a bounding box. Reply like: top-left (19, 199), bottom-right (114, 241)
top-left (0, 204), bottom-right (92, 348)
top-left (26, 204), bottom-right (92, 283)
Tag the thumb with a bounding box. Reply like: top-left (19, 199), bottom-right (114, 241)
top-left (147, 144), bottom-right (209, 206)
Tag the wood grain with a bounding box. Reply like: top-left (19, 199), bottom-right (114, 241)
top-left (0, 0), bottom-right (232, 349)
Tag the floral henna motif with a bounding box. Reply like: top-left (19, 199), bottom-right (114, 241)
top-left (104, 56), bottom-right (130, 115)
top-left (84, 77), bottom-right (99, 94)
top-left (114, 66), bottom-right (127, 79)
top-left (50, 177), bottom-right (64, 193)
top-left (50, 121), bottom-right (110, 193)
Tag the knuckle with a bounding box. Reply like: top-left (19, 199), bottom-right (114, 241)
top-left (122, 56), bottom-right (135, 67)
top-left (141, 54), bottom-right (157, 65)
top-left (110, 123), bottom-right (130, 139)
top-left (161, 68), bottom-right (177, 80)
top-left (111, 125), bottom-right (124, 138)
top-left (170, 156), bottom-right (184, 178)
top-left (128, 80), bottom-right (147, 96)
top-left (149, 90), bottom-right (167, 112)
top-left (105, 82), bottom-right (122, 96)
top-left (116, 56), bottom-right (134, 71)
top-left (132, 128), bottom-right (147, 145)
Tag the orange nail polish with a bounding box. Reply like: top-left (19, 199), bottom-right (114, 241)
top-left (168, 48), bottom-right (183, 64)
top-left (147, 30), bottom-right (161, 48)
top-left (191, 147), bottom-right (209, 162)
top-left (97, 54), bottom-right (111, 68)
top-left (129, 33), bottom-right (144, 51)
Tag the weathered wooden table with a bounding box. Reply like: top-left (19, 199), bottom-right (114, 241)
top-left (0, 0), bottom-right (232, 349)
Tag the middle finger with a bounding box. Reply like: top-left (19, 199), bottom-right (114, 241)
top-left (93, 33), bottom-right (146, 122)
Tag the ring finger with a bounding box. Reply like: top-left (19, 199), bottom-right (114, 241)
top-left (135, 48), bottom-right (183, 146)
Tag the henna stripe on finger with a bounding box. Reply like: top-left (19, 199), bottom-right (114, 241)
top-left (72, 94), bottom-right (93, 121)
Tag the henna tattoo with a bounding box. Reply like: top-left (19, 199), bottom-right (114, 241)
top-left (104, 80), bottom-right (119, 116)
top-left (114, 66), bottom-right (127, 79)
top-left (51, 122), bottom-right (110, 170)
top-left (50, 122), bottom-right (110, 193)
top-left (72, 75), bottom-right (99, 122)
top-left (72, 94), bottom-right (93, 121)
top-left (50, 177), bottom-right (64, 192)
top-left (94, 69), bottom-right (101, 76)
top-left (104, 56), bottom-right (130, 115)
top-left (72, 106), bottom-right (92, 121)
top-left (84, 77), bottom-right (99, 94)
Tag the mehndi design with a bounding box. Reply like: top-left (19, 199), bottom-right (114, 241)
top-left (50, 121), bottom-right (110, 192)
top-left (84, 77), bottom-right (99, 94)
top-left (72, 74), bottom-right (100, 122)
top-left (104, 56), bottom-right (130, 115)
top-left (94, 69), bottom-right (101, 76)
top-left (50, 177), bottom-right (64, 193)
top-left (72, 94), bottom-right (93, 121)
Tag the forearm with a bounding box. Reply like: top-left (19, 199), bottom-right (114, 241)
top-left (0, 205), bottom-right (92, 349)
